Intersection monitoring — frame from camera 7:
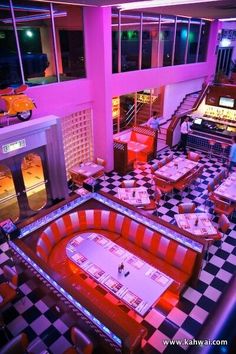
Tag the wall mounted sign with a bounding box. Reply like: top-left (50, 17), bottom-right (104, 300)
top-left (2, 139), bottom-right (26, 154)
top-left (137, 94), bottom-right (157, 104)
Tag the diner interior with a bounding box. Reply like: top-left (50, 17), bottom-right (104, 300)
top-left (0, 1), bottom-right (236, 354)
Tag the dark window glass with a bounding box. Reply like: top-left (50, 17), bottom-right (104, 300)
top-left (121, 11), bottom-right (139, 72)
top-left (55, 4), bottom-right (85, 80)
top-left (187, 19), bottom-right (201, 63)
top-left (0, 0), bottom-right (22, 88)
top-left (112, 9), bottom-right (119, 73)
top-left (14, 0), bottom-right (56, 86)
top-left (142, 13), bottom-right (160, 69)
top-left (198, 21), bottom-right (210, 62)
top-left (174, 17), bottom-right (188, 65)
top-left (160, 15), bottom-right (175, 67)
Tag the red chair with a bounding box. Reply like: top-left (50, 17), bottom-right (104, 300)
top-left (187, 151), bottom-right (201, 162)
top-left (178, 203), bottom-right (196, 214)
top-left (174, 173), bottom-right (193, 195)
top-left (63, 326), bottom-right (94, 354)
top-left (121, 180), bottom-right (137, 188)
top-left (143, 187), bottom-right (162, 214)
top-left (153, 176), bottom-right (173, 200)
top-left (0, 333), bottom-right (29, 354)
top-left (213, 197), bottom-right (235, 218)
top-left (166, 153), bottom-right (174, 164)
top-left (94, 157), bottom-right (106, 181)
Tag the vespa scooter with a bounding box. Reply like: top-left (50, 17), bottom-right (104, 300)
top-left (0, 84), bottom-right (36, 122)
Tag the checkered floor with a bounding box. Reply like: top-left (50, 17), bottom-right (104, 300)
top-left (0, 148), bottom-right (235, 354)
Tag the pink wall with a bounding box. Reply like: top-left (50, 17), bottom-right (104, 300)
top-left (27, 78), bottom-right (92, 118)
top-left (83, 7), bottom-right (113, 171)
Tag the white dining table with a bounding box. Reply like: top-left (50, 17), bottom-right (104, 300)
top-left (155, 156), bottom-right (198, 182)
top-left (117, 186), bottom-right (150, 206)
top-left (214, 172), bottom-right (236, 203)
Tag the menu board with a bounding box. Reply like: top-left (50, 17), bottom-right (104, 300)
top-left (128, 256), bottom-right (145, 270)
top-left (122, 291), bottom-right (142, 308)
top-left (71, 253), bottom-right (87, 265)
top-left (109, 244), bottom-right (125, 257)
top-left (104, 276), bottom-right (123, 293)
top-left (87, 265), bottom-right (105, 280)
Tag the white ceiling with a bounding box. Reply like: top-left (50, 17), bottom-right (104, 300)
top-left (43, 0), bottom-right (236, 20)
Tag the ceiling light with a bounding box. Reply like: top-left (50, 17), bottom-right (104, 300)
top-left (112, 0), bottom-right (222, 11)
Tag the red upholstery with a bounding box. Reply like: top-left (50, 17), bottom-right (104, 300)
top-left (178, 203), bottom-right (196, 214)
top-left (37, 209), bottom-right (198, 294)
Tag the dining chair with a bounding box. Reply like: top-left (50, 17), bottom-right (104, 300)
top-left (121, 180), bottom-right (137, 188)
top-left (142, 187), bottom-right (162, 215)
top-left (217, 214), bottom-right (230, 247)
top-left (187, 151), bottom-right (201, 162)
top-left (63, 326), bottom-right (94, 354)
top-left (166, 153), bottom-right (174, 164)
top-left (0, 333), bottom-right (29, 354)
top-left (153, 176), bottom-right (173, 200)
top-left (94, 157), bottom-right (106, 181)
top-left (213, 197), bottom-right (235, 218)
top-left (0, 266), bottom-right (18, 333)
top-left (174, 173), bottom-right (193, 195)
top-left (157, 158), bottom-right (167, 169)
top-left (178, 202), bottom-right (196, 214)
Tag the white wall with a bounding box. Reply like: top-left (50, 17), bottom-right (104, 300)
top-left (162, 78), bottom-right (205, 120)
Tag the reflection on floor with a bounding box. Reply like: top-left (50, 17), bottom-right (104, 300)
top-left (0, 154), bottom-right (46, 220)
top-left (0, 148), bottom-right (235, 353)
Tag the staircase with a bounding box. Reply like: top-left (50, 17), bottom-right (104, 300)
top-left (174, 91), bottom-right (200, 117)
top-left (136, 96), bottom-right (162, 125)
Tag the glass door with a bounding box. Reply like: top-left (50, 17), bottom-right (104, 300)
top-left (0, 147), bottom-right (51, 222)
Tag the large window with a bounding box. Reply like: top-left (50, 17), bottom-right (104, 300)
top-left (112, 9), bottom-right (210, 73)
top-left (0, 0), bottom-right (85, 88)
top-left (160, 15), bottom-right (176, 67)
top-left (121, 11), bottom-right (140, 72)
top-left (0, 0), bottom-right (22, 88)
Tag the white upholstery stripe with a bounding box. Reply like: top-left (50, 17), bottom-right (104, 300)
top-left (101, 210), bottom-right (110, 228)
top-left (157, 236), bottom-right (170, 259)
top-left (127, 220), bottom-right (139, 242)
top-left (44, 227), bottom-right (57, 247)
top-left (56, 217), bottom-right (67, 237)
top-left (114, 214), bottom-right (125, 233)
top-left (173, 245), bottom-right (187, 269)
top-left (37, 239), bottom-right (50, 256)
top-left (70, 212), bottom-right (80, 230)
top-left (85, 210), bottom-right (95, 228)
top-left (142, 229), bottom-right (154, 250)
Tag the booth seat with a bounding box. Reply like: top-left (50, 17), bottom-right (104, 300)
top-left (37, 209), bottom-right (197, 295)
top-left (114, 126), bottom-right (157, 175)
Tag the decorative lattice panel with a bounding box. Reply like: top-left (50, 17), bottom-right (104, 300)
top-left (61, 109), bottom-right (93, 180)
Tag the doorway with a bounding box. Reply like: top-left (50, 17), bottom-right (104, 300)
top-left (0, 146), bottom-right (51, 222)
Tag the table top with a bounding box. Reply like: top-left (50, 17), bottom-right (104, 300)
top-left (66, 232), bottom-right (173, 316)
top-left (69, 162), bottom-right (104, 178)
top-left (214, 172), bottom-right (236, 202)
top-left (127, 141), bottom-right (147, 153)
top-left (117, 187), bottom-right (150, 206)
top-left (155, 157), bottom-right (198, 182)
top-left (175, 213), bottom-right (217, 237)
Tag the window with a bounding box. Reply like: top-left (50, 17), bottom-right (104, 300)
top-left (0, 0), bottom-right (22, 88)
top-left (198, 21), bottom-right (210, 62)
top-left (142, 13), bottom-right (160, 69)
top-left (174, 17), bottom-right (188, 65)
top-left (160, 15), bottom-right (176, 67)
top-left (187, 19), bottom-right (201, 63)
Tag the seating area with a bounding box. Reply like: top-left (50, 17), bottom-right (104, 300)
top-left (113, 126), bottom-right (157, 174)
top-left (36, 209), bottom-right (201, 296)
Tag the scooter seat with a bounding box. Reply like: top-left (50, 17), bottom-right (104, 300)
top-left (14, 84), bottom-right (28, 94)
top-left (0, 88), bottom-right (13, 95)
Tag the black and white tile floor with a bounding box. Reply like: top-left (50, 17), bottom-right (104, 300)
top-left (0, 148), bottom-right (235, 354)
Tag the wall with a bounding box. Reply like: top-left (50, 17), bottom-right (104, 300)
top-left (220, 21), bottom-right (236, 62)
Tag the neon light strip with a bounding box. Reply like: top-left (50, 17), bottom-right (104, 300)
top-left (20, 193), bottom-right (203, 252)
top-left (219, 18), bottom-right (236, 22)
top-left (10, 241), bottom-right (122, 348)
top-left (111, 0), bottom-right (222, 11)
top-left (1, 12), bottom-right (67, 24)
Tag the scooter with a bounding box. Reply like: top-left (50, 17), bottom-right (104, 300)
top-left (0, 84), bottom-right (36, 121)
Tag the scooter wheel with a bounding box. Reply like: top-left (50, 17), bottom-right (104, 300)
top-left (17, 110), bottom-right (32, 121)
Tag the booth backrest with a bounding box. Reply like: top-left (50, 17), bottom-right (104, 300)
top-left (37, 210), bottom-right (197, 277)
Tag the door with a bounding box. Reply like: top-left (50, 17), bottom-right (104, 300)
top-left (0, 146), bottom-right (52, 222)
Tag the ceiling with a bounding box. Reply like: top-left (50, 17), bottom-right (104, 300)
top-left (42, 0), bottom-right (236, 20)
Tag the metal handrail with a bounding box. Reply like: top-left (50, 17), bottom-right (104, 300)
top-left (0, 192), bottom-right (20, 204)
top-left (23, 180), bottom-right (48, 193)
